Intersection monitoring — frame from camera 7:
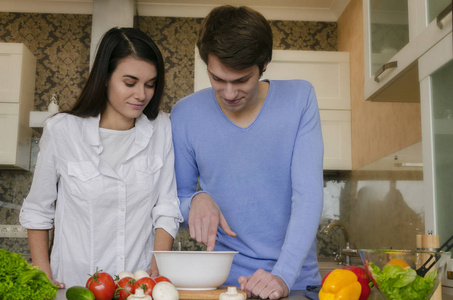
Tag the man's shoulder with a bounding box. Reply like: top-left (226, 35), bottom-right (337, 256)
top-left (270, 79), bottom-right (313, 90)
top-left (176, 88), bottom-right (212, 105)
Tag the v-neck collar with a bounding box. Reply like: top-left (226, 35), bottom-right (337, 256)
top-left (213, 80), bottom-right (272, 131)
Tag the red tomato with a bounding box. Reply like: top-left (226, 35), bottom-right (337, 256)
top-left (321, 266), bottom-right (371, 300)
top-left (154, 276), bottom-right (171, 283)
top-left (115, 276), bottom-right (136, 300)
top-left (86, 269), bottom-right (116, 300)
top-left (134, 277), bottom-right (156, 296)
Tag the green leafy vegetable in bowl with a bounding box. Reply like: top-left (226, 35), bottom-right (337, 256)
top-left (369, 262), bottom-right (436, 300)
top-left (0, 248), bottom-right (58, 300)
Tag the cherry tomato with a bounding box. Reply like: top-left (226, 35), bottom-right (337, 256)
top-left (86, 269), bottom-right (116, 300)
top-left (115, 276), bottom-right (136, 300)
top-left (154, 276), bottom-right (171, 283)
top-left (134, 277), bottom-right (156, 296)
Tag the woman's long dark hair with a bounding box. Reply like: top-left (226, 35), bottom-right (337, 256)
top-left (68, 27), bottom-right (165, 120)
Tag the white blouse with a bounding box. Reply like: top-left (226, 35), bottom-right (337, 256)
top-left (20, 112), bottom-right (183, 288)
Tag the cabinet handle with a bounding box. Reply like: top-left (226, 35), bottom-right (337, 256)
top-left (374, 61), bottom-right (398, 83)
top-left (436, 3), bottom-right (452, 29)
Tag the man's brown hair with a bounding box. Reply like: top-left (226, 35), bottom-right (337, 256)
top-left (197, 5), bottom-right (273, 75)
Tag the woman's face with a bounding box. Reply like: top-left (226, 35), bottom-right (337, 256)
top-left (102, 56), bottom-right (157, 129)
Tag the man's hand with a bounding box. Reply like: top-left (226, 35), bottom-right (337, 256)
top-left (189, 193), bottom-right (236, 251)
top-left (238, 269), bottom-right (289, 300)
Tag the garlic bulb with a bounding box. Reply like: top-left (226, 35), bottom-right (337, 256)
top-left (219, 287), bottom-right (245, 300)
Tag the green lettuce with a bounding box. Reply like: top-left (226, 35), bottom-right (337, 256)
top-left (369, 262), bottom-right (437, 300)
top-left (0, 248), bottom-right (58, 300)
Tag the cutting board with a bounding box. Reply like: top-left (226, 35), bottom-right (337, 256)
top-left (178, 287), bottom-right (247, 299)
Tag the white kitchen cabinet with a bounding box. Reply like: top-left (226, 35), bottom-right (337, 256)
top-left (419, 32), bottom-right (453, 244)
top-left (194, 49), bottom-right (352, 170)
top-left (363, 0), bottom-right (452, 102)
top-left (319, 110), bottom-right (352, 170)
top-left (0, 43), bottom-right (36, 170)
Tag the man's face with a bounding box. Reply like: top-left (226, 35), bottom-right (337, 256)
top-left (207, 54), bottom-right (262, 114)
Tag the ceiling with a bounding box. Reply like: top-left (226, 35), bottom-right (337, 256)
top-left (1, 0), bottom-right (351, 21)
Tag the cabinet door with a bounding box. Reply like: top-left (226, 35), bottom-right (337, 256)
top-left (427, 0), bottom-right (452, 25)
top-left (419, 33), bottom-right (453, 243)
top-left (367, 0), bottom-right (410, 77)
top-left (320, 110), bottom-right (352, 170)
top-left (195, 49), bottom-right (350, 110)
top-left (0, 50), bottom-right (22, 103)
top-left (263, 50), bottom-right (350, 110)
top-left (0, 104), bottom-right (19, 165)
top-left (363, 0), bottom-right (452, 102)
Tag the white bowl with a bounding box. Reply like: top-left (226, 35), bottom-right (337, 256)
top-left (152, 251), bottom-right (238, 290)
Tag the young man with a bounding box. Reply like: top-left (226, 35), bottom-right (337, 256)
top-left (171, 5), bottom-right (324, 299)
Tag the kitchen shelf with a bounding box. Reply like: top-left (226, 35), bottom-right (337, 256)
top-left (29, 111), bottom-right (54, 128)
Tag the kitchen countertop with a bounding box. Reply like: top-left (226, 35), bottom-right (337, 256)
top-left (54, 288), bottom-right (453, 299)
top-left (54, 289), bottom-right (315, 299)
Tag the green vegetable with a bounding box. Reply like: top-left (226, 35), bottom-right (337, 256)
top-left (0, 248), bottom-right (58, 300)
top-left (66, 286), bottom-right (95, 300)
top-left (369, 262), bottom-right (437, 300)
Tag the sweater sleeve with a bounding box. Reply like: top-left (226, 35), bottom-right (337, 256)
top-left (271, 84), bottom-right (324, 289)
top-left (171, 107), bottom-right (202, 224)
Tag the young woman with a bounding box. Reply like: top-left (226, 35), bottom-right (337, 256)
top-left (20, 27), bottom-right (183, 289)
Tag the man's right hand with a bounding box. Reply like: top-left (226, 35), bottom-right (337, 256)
top-left (189, 193), bottom-right (236, 251)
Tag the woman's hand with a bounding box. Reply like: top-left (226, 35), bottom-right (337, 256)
top-left (146, 267), bottom-right (159, 278)
top-left (27, 229), bottom-right (65, 289)
top-left (238, 269), bottom-right (289, 300)
top-left (52, 280), bottom-right (65, 289)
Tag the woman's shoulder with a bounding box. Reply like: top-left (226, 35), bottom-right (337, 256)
top-left (43, 113), bottom-right (92, 135)
top-left (44, 112), bottom-right (72, 129)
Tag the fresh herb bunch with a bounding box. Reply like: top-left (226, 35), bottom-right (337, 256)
top-left (0, 248), bottom-right (58, 300)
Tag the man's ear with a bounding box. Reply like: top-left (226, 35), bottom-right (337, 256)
top-left (262, 61), bottom-right (269, 73)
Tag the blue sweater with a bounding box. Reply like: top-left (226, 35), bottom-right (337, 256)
top-left (171, 80), bottom-right (324, 290)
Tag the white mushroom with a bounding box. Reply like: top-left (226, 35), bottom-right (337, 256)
top-left (118, 271), bottom-right (134, 280)
top-left (133, 270), bottom-right (149, 280)
top-left (152, 281), bottom-right (179, 300)
top-left (219, 287), bottom-right (245, 300)
top-left (127, 288), bottom-right (152, 300)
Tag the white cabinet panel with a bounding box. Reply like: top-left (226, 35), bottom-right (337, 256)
top-left (0, 45), bottom-right (23, 103)
top-left (194, 49), bottom-right (352, 170)
top-left (0, 105), bottom-right (20, 164)
top-left (195, 49), bottom-right (350, 110)
top-left (0, 43), bottom-right (36, 170)
top-left (320, 110), bottom-right (352, 170)
top-left (263, 50), bottom-right (350, 110)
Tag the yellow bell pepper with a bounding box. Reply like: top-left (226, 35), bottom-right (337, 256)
top-left (319, 268), bottom-right (362, 300)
